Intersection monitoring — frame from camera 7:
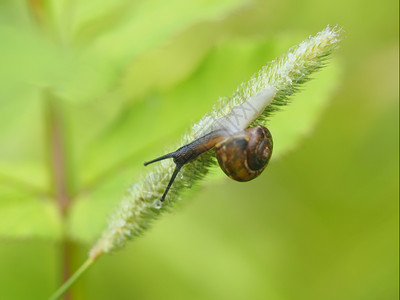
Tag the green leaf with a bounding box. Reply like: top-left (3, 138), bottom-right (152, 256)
top-left (0, 184), bottom-right (62, 240)
top-left (0, 0), bottom-right (250, 105)
top-left (0, 90), bottom-right (48, 191)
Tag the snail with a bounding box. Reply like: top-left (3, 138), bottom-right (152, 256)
top-left (144, 125), bottom-right (273, 202)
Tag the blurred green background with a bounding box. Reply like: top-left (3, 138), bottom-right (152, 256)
top-left (0, 0), bottom-right (398, 299)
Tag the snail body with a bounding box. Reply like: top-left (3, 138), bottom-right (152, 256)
top-left (144, 126), bottom-right (273, 202)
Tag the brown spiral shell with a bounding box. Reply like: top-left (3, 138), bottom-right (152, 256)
top-left (215, 126), bottom-right (273, 182)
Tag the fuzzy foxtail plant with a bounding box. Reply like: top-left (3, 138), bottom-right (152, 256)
top-left (50, 25), bottom-right (342, 300)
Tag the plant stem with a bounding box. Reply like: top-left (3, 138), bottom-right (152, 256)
top-left (61, 239), bottom-right (72, 300)
top-left (49, 257), bottom-right (96, 300)
top-left (46, 93), bottom-right (73, 300)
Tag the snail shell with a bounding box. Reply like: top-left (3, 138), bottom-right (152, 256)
top-left (215, 126), bottom-right (273, 182)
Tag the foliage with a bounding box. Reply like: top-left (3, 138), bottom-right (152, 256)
top-left (0, 0), bottom-right (398, 299)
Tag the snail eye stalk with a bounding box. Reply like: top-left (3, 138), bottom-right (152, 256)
top-left (159, 164), bottom-right (182, 202)
top-left (144, 150), bottom-right (186, 202)
top-left (143, 153), bottom-right (174, 166)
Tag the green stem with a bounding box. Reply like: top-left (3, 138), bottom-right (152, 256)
top-left (49, 257), bottom-right (95, 300)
